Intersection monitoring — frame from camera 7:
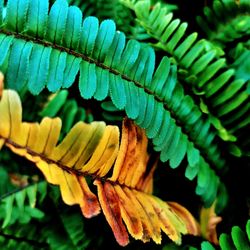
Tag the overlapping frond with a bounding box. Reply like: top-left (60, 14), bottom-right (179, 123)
top-left (39, 90), bottom-right (94, 135)
top-left (122, 0), bottom-right (250, 156)
top-left (0, 84), bottom-right (199, 246)
top-left (0, 0), bottom-right (228, 208)
top-left (197, 0), bottom-right (250, 46)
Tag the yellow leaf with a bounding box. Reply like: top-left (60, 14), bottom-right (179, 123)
top-left (0, 81), bottom-right (200, 246)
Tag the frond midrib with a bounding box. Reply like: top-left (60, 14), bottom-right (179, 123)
top-left (1, 135), bottom-right (150, 194)
top-left (0, 28), bottom-right (223, 171)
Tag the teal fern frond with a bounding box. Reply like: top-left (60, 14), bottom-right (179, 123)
top-left (0, 0), bottom-right (229, 208)
top-left (197, 0), bottom-right (250, 46)
top-left (121, 0), bottom-right (250, 156)
top-left (68, 0), bottom-right (149, 41)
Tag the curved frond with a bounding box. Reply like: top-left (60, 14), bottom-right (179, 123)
top-left (197, 0), bottom-right (250, 46)
top-left (0, 85), bottom-right (200, 246)
top-left (0, 0), bottom-right (228, 208)
top-left (122, 0), bottom-right (250, 154)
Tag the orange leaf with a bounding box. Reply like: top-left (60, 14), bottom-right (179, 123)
top-left (0, 82), bottom-right (200, 247)
top-left (78, 176), bottom-right (100, 218)
top-left (95, 180), bottom-right (129, 246)
top-left (200, 202), bottom-right (222, 244)
top-left (168, 201), bottom-right (200, 236)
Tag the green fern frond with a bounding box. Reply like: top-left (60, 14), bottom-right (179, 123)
top-left (0, 233), bottom-right (43, 250)
top-left (101, 100), bottom-right (124, 121)
top-left (197, 0), bottom-right (250, 46)
top-left (0, 181), bottom-right (47, 228)
top-left (39, 90), bottom-right (94, 136)
top-left (0, 0), bottom-right (229, 208)
top-left (162, 219), bottom-right (250, 250)
top-left (219, 219), bottom-right (250, 250)
top-left (122, 0), bottom-right (250, 155)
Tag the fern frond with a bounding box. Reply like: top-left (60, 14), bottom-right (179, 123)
top-left (0, 232), bottom-right (45, 250)
top-left (219, 219), bottom-right (250, 250)
top-left (40, 90), bottom-right (94, 135)
top-left (0, 84), bottom-right (200, 246)
top-left (197, 0), bottom-right (250, 46)
top-left (66, 0), bottom-right (96, 16)
top-left (0, 208), bottom-right (88, 250)
top-left (0, 181), bottom-right (47, 228)
top-left (0, 0), bottom-right (228, 208)
top-left (122, 0), bottom-right (250, 155)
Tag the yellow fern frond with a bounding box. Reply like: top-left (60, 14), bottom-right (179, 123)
top-left (0, 75), bottom-right (199, 246)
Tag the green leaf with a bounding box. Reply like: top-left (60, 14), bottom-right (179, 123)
top-left (39, 90), bottom-right (69, 117)
top-left (62, 55), bottom-right (81, 88)
top-left (0, 34), bottom-right (14, 66)
top-left (15, 190), bottom-right (26, 211)
top-left (93, 19), bottom-right (116, 62)
top-left (185, 164), bottom-right (199, 181)
top-left (6, 40), bottom-right (33, 90)
top-left (219, 233), bottom-right (236, 250)
top-left (25, 206), bottom-right (44, 219)
top-left (232, 226), bottom-right (250, 250)
top-left (79, 16), bottom-right (99, 55)
top-left (93, 67), bottom-right (109, 101)
top-left (161, 126), bottom-right (181, 162)
top-left (27, 0), bottom-right (49, 38)
top-left (124, 82), bottom-right (139, 119)
top-left (2, 195), bottom-right (14, 228)
top-left (26, 184), bottom-right (37, 208)
top-left (28, 44), bottom-right (52, 94)
top-left (109, 75), bottom-right (126, 110)
top-left (138, 94), bottom-right (155, 129)
top-left (187, 143), bottom-right (200, 167)
top-left (146, 102), bottom-right (164, 139)
top-left (46, 0), bottom-right (69, 44)
top-left (47, 50), bottom-right (67, 92)
top-left (63, 6), bottom-right (82, 49)
top-left (201, 241), bottom-right (216, 250)
top-left (170, 134), bottom-right (188, 169)
top-left (79, 61), bottom-right (97, 99)
top-left (5, 0), bottom-right (29, 32)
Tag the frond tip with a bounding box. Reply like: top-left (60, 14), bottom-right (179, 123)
top-left (0, 82), bottom-right (200, 246)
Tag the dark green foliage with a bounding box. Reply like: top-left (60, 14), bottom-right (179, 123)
top-left (39, 90), bottom-right (94, 136)
top-left (197, 0), bottom-right (250, 46)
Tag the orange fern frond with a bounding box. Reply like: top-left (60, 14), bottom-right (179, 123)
top-left (0, 76), bottom-right (199, 246)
